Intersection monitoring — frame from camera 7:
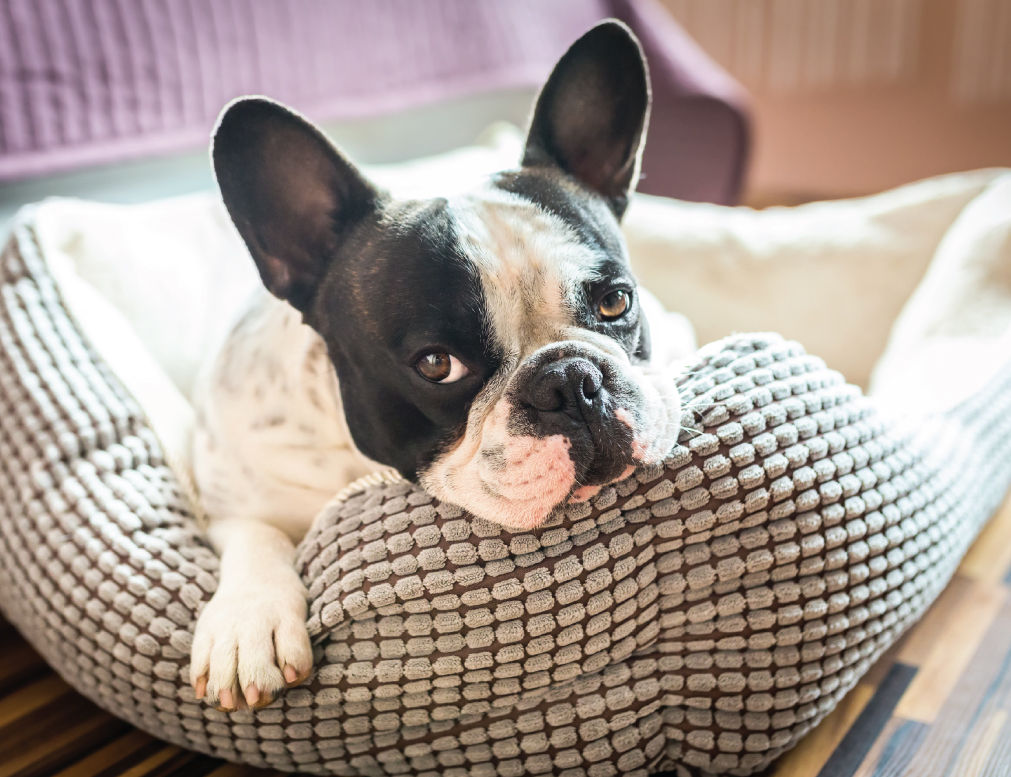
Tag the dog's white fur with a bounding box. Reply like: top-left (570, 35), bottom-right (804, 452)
top-left (190, 188), bottom-right (689, 709)
top-left (189, 293), bottom-right (376, 707)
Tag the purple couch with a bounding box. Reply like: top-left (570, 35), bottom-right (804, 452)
top-left (0, 0), bottom-right (749, 204)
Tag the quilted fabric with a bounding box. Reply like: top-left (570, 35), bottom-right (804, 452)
top-left (2, 213), bottom-right (1011, 777)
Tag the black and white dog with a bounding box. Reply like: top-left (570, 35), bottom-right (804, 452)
top-left (190, 20), bottom-right (687, 710)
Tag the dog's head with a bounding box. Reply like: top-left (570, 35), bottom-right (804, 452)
top-left (212, 21), bottom-right (681, 529)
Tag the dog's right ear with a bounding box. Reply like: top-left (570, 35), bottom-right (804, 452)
top-left (212, 97), bottom-right (382, 313)
top-left (523, 20), bottom-right (650, 219)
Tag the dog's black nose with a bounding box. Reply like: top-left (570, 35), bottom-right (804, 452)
top-left (524, 357), bottom-right (604, 415)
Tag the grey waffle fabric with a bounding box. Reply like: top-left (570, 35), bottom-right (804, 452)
top-left (2, 214), bottom-right (1011, 777)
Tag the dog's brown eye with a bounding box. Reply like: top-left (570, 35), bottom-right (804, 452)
top-left (415, 352), bottom-right (470, 383)
top-left (597, 289), bottom-right (630, 320)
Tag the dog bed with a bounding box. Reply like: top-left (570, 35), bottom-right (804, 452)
top-left (2, 145), bottom-right (1011, 776)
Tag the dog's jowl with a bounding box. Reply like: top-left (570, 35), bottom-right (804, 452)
top-left (189, 20), bottom-right (687, 710)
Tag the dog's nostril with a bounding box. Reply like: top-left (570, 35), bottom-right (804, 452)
top-left (582, 371), bottom-right (601, 400)
top-left (528, 379), bottom-right (566, 412)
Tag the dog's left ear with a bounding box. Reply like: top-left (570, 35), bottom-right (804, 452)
top-left (212, 97), bottom-right (382, 313)
top-left (523, 20), bottom-right (650, 218)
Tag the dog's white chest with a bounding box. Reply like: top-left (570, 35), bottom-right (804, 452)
top-left (192, 293), bottom-right (378, 538)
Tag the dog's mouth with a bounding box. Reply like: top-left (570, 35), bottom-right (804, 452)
top-left (559, 402), bottom-right (646, 504)
top-left (420, 404), bottom-right (656, 529)
top-left (563, 412), bottom-right (637, 482)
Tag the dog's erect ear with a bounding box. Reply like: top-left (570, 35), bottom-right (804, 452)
top-left (212, 97), bottom-right (381, 312)
top-left (522, 20), bottom-right (650, 218)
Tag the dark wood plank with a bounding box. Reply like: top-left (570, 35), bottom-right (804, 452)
top-left (0, 630), bottom-right (48, 695)
top-left (49, 730), bottom-right (159, 777)
top-left (0, 704), bottom-right (130, 777)
top-left (816, 663), bottom-right (918, 777)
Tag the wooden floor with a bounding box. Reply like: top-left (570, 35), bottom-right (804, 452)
top-left (2, 493), bottom-right (1010, 777)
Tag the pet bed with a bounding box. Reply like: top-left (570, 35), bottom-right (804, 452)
top-left (2, 140), bottom-right (1011, 776)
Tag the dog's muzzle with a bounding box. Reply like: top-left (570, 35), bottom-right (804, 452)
top-left (514, 351), bottom-right (636, 485)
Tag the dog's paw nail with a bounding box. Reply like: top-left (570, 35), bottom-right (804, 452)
top-left (253, 691), bottom-right (274, 710)
top-left (219, 687), bottom-right (235, 709)
top-left (194, 676), bottom-right (207, 699)
top-left (244, 684), bottom-right (260, 706)
top-left (284, 664), bottom-right (298, 684)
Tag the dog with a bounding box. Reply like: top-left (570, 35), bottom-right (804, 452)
top-left (189, 20), bottom-right (690, 710)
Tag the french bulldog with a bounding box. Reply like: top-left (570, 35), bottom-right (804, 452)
top-left (189, 20), bottom-right (689, 710)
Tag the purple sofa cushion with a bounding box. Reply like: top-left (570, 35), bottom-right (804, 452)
top-left (0, 0), bottom-right (748, 203)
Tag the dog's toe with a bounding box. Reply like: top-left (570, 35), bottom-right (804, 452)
top-left (273, 613), bottom-right (313, 686)
top-left (217, 685), bottom-right (237, 711)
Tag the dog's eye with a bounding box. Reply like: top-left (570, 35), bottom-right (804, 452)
top-left (597, 289), bottom-right (631, 320)
top-left (415, 352), bottom-right (471, 383)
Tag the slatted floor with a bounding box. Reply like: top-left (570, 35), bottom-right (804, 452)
top-left (2, 492), bottom-right (1010, 777)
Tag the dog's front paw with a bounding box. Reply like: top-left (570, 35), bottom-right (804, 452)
top-left (189, 570), bottom-right (312, 710)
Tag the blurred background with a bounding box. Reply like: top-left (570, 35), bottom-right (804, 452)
top-left (0, 0), bottom-right (1009, 228)
top-left (668, 0), bottom-right (1011, 204)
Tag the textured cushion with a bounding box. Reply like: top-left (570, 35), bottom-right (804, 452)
top-left (3, 210), bottom-right (1011, 776)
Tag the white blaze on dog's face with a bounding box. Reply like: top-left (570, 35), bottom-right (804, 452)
top-left (211, 22), bottom-right (681, 531)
